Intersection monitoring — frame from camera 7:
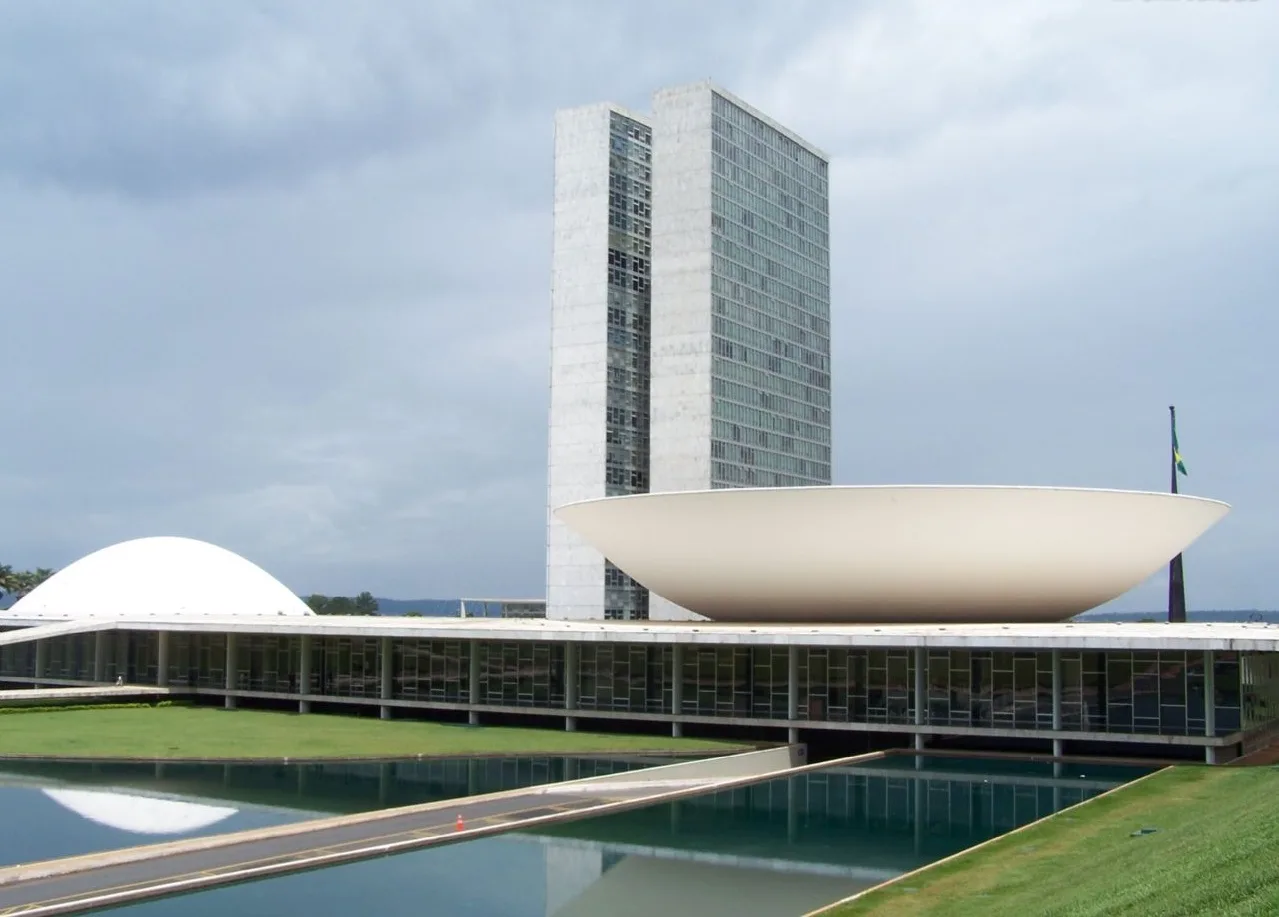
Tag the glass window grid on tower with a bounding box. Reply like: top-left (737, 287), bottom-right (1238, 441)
top-left (707, 92), bottom-right (832, 489)
top-left (603, 111), bottom-right (653, 620)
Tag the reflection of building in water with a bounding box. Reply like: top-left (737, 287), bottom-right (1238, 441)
top-left (19, 758), bottom-right (1138, 917)
top-left (546, 855), bottom-right (868, 917)
top-left (529, 757), bottom-right (1140, 905)
top-left (533, 761), bottom-right (1137, 916)
top-left (0, 757), bottom-right (664, 820)
top-left (41, 788), bottom-right (238, 835)
top-left (544, 845), bottom-right (605, 917)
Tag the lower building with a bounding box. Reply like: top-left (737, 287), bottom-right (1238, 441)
top-left (2, 616), bottom-right (1276, 765)
top-left (0, 485), bottom-right (1255, 765)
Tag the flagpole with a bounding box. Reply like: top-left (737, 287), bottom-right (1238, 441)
top-left (1167, 405), bottom-right (1187, 623)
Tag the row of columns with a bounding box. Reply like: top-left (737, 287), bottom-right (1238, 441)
top-left (907, 647), bottom-right (1220, 764)
top-left (18, 633), bottom-right (1226, 763)
top-left (32, 631), bottom-right (111, 687)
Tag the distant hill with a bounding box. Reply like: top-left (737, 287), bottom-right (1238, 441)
top-left (1075, 609), bottom-right (1279, 623)
top-left (371, 598), bottom-right (467, 617)
top-left (303, 598), bottom-right (521, 617)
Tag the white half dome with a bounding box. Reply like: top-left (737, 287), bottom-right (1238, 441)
top-left (42, 788), bottom-right (238, 835)
top-left (6, 536), bottom-right (315, 620)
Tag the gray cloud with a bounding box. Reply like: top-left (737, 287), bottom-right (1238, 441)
top-left (2, 0), bottom-right (1276, 611)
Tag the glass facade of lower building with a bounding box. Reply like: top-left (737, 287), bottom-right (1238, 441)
top-left (5, 631), bottom-right (1276, 745)
top-left (393, 639), bottom-right (468, 703)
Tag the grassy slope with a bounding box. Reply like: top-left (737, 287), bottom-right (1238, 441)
top-left (827, 766), bottom-right (1279, 917)
top-left (0, 705), bottom-right (746, 760)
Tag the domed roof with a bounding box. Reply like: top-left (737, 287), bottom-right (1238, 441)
top-left (6, 536), bottom-right (315, 620)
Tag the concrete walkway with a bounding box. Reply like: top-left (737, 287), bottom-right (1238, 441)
top-left (0, 686), bottom-right (175, 706)
top-left (0, 746), bottom-right (808, 917)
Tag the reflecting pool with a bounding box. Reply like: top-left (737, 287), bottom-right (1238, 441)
top-left (52, 753), bottom-right (1149, 917)
top-left (0, 754), bottom-right (662, 868)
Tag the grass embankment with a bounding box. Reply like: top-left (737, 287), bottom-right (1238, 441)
top-left (0, 705), bottom-right (747, 760)
top-left (823, 766), bottom-right (1279, 917)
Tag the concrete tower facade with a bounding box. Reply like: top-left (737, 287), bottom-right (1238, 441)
top-left (548, 82), bottom-right (831, 622)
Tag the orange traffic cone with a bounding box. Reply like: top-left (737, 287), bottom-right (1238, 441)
top-left (455, 814), bottom-right (465, 831)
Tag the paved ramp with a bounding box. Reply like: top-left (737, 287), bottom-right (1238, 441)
top-left (0, 686), bottom-right (175, 707)
top-left (0, 746), bottom-right (809, 917)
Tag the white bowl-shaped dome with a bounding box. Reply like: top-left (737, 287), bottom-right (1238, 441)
top-left (7, 536), bottom-right (315, 620)
top-left (554, 486), bottom-right (1231, 623)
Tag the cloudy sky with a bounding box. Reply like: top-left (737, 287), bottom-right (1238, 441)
top-left (2, 0), bottom-right (1275, 610)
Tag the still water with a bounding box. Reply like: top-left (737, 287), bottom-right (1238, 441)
top-left (0, 755), bottom-right (659, 867)
top-left (0, 754), bottom-right (1149, 917)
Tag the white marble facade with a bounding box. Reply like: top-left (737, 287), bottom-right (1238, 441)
top-left (547, 105), bottom-right (617, 621)
top-left (548, 83), bottom-right (831, 622)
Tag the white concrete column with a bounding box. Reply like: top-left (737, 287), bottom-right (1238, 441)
top-left (564, 642), bottom-right (578, 733)
top-left (1053, 739), bottom-right (1064, 758)
top-left (467, 640), bottom-right (480, 726)
top-left (156, 632), bottom-right (170, 688)
top-left (298, 635), bottom-right (312, 713)
top-left (34, 640), bottom-right (48, 686)
top-left (914, 647), bottom-right (926, 726)
top-left (379, 637), bottom-right (393, 720)
top-left (670, 644), bottom-right (684, 738)
top-left (224, 634), bottom-right (237, 710)
top-left (913, 646), bottom-right (927, 760)
top-left (1204, 650), bottom-right (1216, 738)
top-left (94, 631), bottom-right (107, 682)
top-left (1051, 649), bottom-right (1062, 732)
top-left (1204, 650), bottom-right (1217, 763)
top-left (787, 645), bottom-right (800, 745)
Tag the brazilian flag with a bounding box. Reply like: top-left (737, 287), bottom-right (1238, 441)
top-left (1172, 418), bottom-right (1188, 476)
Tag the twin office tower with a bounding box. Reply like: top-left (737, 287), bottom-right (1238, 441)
top-left (547, 81), bottom-right (833, 622)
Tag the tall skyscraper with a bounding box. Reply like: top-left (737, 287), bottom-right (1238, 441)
top-left (547, 82), bottom-right (831, 622)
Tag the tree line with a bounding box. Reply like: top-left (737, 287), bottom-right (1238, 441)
top-left (1, 567), bottom-right (393, 618)
top-left (304, 592), bottom-right (380, 616)
top-left (0, 565), bottom-right (55, 603)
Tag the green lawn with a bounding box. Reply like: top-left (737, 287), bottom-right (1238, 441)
top-left (0, 705), bottom-right (748, 760)
top-left (823, 766), bottom-right (1279, 917)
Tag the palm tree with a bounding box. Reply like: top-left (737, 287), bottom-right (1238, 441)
top-left (25, 568), bottom-right (54, 595)
top-left (0, 564), bottom-right (15, 601)
top-left (5, 567), bottom-right (56, 600)
top-left (9, 571), bottom-right (33, 599)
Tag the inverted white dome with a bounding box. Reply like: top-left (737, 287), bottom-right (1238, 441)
top-left (42, 788), bottom-right (238, 835)
top-left (5, 536), bottom-right (315, 620)
top-left (556, 486), bottom-right (1231, 624)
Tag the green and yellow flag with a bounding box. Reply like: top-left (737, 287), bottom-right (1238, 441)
top-left (1172, 416), bottom-right (1188, 476)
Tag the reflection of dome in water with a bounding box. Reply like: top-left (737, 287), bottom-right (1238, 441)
top-left (42, 788), bottom-right (239, 835)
